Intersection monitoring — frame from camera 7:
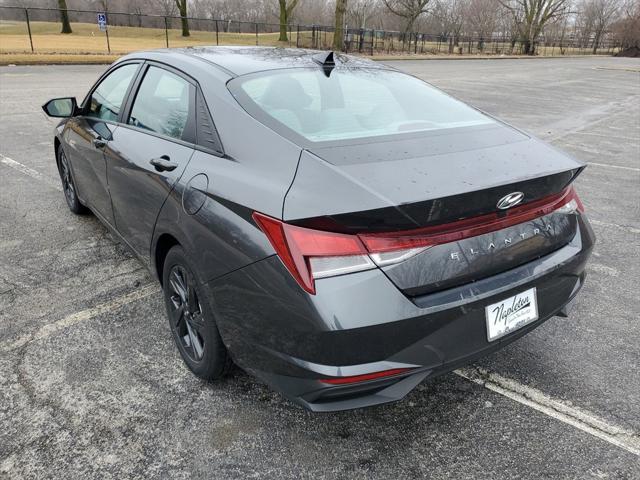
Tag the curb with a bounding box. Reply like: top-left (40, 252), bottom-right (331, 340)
top-left (372, 54), bottom-right (616, 61)
top-left (0, 52), bottom-right (617, 67)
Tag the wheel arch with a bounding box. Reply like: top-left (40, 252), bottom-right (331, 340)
top-left (54, 137), bottom-right (61, 167)
top-left (154, 232), bottom-right (181, 286)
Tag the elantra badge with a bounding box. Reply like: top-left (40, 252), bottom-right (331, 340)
top-left (497, 192), bottom-right (524, 210)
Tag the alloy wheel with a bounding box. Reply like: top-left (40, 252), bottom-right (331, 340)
top-left (168, 265), bottom-right (206, 362)
top-left (59, 150), bottom-right (76, 206)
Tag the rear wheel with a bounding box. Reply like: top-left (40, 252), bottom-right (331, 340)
top-left (162, 246), bottom-right (232, 380)
top-left (57, 144), bottom-right (88, 214)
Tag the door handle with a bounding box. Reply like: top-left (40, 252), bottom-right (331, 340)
top-left (149, 155), bottom-right (178, 172)
top-left (92, 137), bottom-right (107, 149)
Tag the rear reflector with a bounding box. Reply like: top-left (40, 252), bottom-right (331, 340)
top-left (319, 368), bottom-right (414, 385)
top-left (253, 186), bottom-right (583, 294)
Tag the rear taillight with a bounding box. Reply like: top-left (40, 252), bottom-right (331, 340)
top-left (253, 212), bottom-right (404, 294)
top-left (253, 186), bottom-right (583, 294)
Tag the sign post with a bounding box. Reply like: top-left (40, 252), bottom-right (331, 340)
top-left (97, 13), bottom-right (111, 53)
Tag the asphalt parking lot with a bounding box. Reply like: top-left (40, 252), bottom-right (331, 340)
top-left (1, 56), bottom-right (639, 479)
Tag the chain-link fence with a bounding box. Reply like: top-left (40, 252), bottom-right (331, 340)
top-left (0, 5), bottom-right (621, 57)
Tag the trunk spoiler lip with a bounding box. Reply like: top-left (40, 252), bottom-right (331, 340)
top-left (288, 166), bottom-right (585, 234)
top-left (356, 185), bottom-right (583, 253)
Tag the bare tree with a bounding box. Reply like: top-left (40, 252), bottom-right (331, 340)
top-left (278, 0), bottom-right (300, 41)
top-left (584, 0), bottom-right (620, 52)
top-left (293, 0), bottom-right (335, 26)
top-left (153, 0), bottom-right (175, 15)
top-left (431, 0), bottom-right (466, 51)
top-left (498, 0), bottom-right (570, 54)
top-left (333, 0), bottom-right (348, 50)
top-left (58, 0), bottom-right (72, 34)
top-left (175, 0), bottom-right (190, 36)
top-left (127, 0), bottom-right (148, 27)
top-left (348, 0), bottom-right (381, 28)
top-left (464, 0), bottom-right (499, 50)
top-left (610, 0), bottom-right (640, 51)
top-left (382, 0), bottom-right (431, 33)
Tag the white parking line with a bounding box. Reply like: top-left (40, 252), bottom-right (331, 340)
top-left (0, 153), bottom-right (62, 192)
top-left (0, 284), bottom-right (158, 352)
top-left (588, 161), bottom-right (640, 172)
top-left (590, 219), bottom-right (640, 234)
top-left (455, 367), bottom-right (640, 456)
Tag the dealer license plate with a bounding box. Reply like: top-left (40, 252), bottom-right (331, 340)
top-left (485, 288), bottom-right (539, 342)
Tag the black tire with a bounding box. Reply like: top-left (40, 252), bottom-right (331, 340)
top-left (56, 143), bottom-right (88, 215)
top-left (162, 246), bottom-right (232, 380)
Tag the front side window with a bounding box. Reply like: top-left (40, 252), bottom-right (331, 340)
top-left (87, 64), bottom-right (138, 122)
top-left (128, 66), bottom-right (191, 140)
top-left (231, 68), bottom-right (495, 143)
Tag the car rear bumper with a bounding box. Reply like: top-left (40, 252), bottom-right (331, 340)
top-left (206, 214), bottom-right (595, 411)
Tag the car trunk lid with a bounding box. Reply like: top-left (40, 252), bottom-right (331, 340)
top-left (283, 126), bottom-right (585, 295)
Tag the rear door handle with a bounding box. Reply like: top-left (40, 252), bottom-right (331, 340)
top-left (92, 137), bottom-right (107, 149)
top-left (149, 155), bottom-right (178, 172)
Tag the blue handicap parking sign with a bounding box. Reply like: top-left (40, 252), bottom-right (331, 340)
top-left (97, 13), bottom-right (107, 31)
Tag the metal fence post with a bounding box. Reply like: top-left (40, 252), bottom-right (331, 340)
top-left (164, 16), bottom-right (169, 48)
top-left (370, 30), bottom-right (374, 56)
top-left (215, 20), bottom-right (219, 45)
top-left (255, 22), bottom-right (258, 46)
top-left (296, 25), bottom-right (300, 48)
top-left (24, 8), bottom-right (34, 53)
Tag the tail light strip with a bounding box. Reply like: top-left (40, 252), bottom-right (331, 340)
top-left (319, 368), bottom-right (414, 385)
top-left (253, 186), bottom-right (583, 294)
top-left (358, 186), bottom-right (583, 252)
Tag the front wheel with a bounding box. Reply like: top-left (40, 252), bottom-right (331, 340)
top-left (57, 144), bottom-right (88, 214)
top-left (162, 246), bottom-right (232, 380)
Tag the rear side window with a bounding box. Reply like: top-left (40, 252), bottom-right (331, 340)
top-left (87, 63), bottom-right (138, 122)
top-left (128, 66), bottom-right (192, 140)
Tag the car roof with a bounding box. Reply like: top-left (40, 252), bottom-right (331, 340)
top-left (125, 46), bottom-right (392, 78)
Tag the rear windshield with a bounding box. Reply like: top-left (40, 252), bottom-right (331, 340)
top-left (229, 68), bottom-right (495, 143)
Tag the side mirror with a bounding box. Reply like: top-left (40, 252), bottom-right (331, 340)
top-left (42, 97), bottom-right (78, 118)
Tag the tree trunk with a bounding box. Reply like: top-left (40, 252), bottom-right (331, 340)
top-left (176, 0), bottom-right (190, 37)
top-left (592, 31), bottom-right (601, 54)
top-left (58, 0), bottom-right (72, 34)
top-left (333, 0), bottom-right (347, 51)
top-left (279, 0), bottom-right (288, 42)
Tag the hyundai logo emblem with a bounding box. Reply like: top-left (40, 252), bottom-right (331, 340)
top-left (497, 192), bottom-right (524, 210)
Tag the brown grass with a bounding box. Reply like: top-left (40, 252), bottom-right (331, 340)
top-left (0, 20), bottom-right (293, 54)
top-left (0, 53), bottom-right (120, 65)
